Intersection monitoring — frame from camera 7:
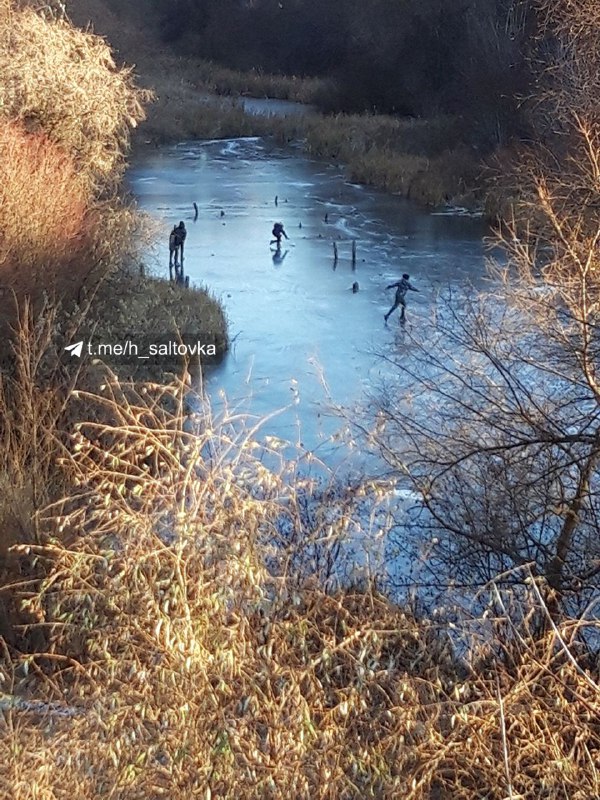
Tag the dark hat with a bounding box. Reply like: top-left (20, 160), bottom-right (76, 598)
top-left (402, 273), bottom-right (410, 279)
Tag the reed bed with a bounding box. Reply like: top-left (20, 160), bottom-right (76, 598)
top-left (0, 120), bottom-right (87, 270)
top-left (182, 58), bottom-right (323, 105)
top-left (142, 90), bottom-right (482, 208)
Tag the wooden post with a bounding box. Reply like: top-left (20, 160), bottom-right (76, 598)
top-left (351, 240), bottom-right (357, 269)
top-left (193, 202), bottom-right (198, 221)
top-left (333, 242), bottom-right (338, 264)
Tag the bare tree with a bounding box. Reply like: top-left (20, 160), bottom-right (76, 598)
top-left (366, 1), bottom-right (600, 609)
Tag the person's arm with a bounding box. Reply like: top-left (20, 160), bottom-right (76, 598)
top-left (408, 283), bottom-right (419, 292)
top-left (386, 281), bottom-right (400, 289)
top-left (283, 229), bottom-right (289, 239)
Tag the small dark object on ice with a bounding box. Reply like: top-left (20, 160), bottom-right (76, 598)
top-left (193, 202), bottom-right (198, 221)
top-left (352, 282), bottom-right (359, 293)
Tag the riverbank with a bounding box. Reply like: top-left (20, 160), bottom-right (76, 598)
top-left (1, 372), bottom-right (598, 799)
top-left (138, 85), bottom-right (485, 211)
top-left (0, 0), bottom-right (228, 585)
top-left (66, 1), bottom-right (493, 214)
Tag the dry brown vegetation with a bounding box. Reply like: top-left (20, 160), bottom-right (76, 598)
top-left (0, 0), bottom-right (227, 577)
top-left (0, 356), bottom-right (598, 798)
top-left (0, 0), bottom-right (147, 193)
top-left (0, 0), bottom-right (227, 353)
top-left (0, 0), bottom-right (145, 284)
top-left (0, 120), bottom-right (87, 269)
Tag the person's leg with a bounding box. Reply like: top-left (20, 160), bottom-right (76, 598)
top-left (385, 299), bottom-right (399, 322)
top-left (399, 297), bottom-right (406, 321)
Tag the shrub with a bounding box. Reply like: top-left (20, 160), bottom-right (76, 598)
top-left (0, 374), bottom-right (598, 798)
top-left (0, 120), bottom-right (87, 271)
top-left (0, 0), bottom-right (148, 194)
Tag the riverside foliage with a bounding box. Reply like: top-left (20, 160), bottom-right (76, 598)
top-left (0, 2), bottom-right (599, 798)
top-left (1, 367), bottom-right (600, 799)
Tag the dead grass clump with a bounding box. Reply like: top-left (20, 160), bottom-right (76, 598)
top-left (188, 59), bottom-right (323, 104)
top-left (0, 0), bottom-right (157, 314)
top-left (84, 270), bottom-right (229, 380)
top-left (303, 114), bottom-right (483, 206)
top-left (140, 86), bottom-right (283, 144)
top-left (0, 0), bottom-right (148, 194)
top-left (0, 120), bottom-right (87, 270)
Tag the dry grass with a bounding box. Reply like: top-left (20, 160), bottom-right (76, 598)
top-left (0, 120), bottom-right (87, 270)
top-left (0, 0), bottom-right (152, 298)
top-left (0, 0), bottom-right (148, 194)
top-left (171, 57), bottom-right (323, 105)
top-left (83, 269), bottom-right (229, 381)
top-left (0, 333), bottom-right (596, 797)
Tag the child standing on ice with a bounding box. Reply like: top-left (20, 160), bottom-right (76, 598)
top-left (384, 273), bottom-right (419, 323)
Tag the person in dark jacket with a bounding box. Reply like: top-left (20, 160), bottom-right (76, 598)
top-left (169, 225), bottom-right (179, 268)
top-left (175, 221), bottom-right (187, 261)
top-left (271, 222), bottom-right (288, 246)
top-left (169, 221), bottom-right (187, 268)
top-left (384, 273), bottom-right (419, 323)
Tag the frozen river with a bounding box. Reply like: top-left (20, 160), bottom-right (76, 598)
top-left (128, 137), bottom-right (488, 463)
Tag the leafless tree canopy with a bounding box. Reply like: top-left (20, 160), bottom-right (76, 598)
top-left (369, 0), bottom-right (600, 609)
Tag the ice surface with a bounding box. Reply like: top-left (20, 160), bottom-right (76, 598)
top-left (128, 138), bottom-right (487, 463)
